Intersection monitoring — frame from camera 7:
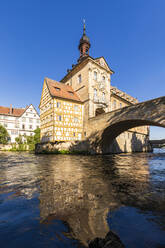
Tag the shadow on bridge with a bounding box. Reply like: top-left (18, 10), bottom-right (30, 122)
top-left (100, 120), bottom-right (163, 153)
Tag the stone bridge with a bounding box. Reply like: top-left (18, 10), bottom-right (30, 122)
top-left (86, 96), bottom-right (165, 153)
top-left (150, 139), bottom-right (165, 148)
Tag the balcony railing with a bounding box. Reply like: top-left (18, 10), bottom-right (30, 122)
top-left (93, 97), bottom-right (108, 105)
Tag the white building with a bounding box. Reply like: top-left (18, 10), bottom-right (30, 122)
top-left (0, 104), bottom-right (40, 143)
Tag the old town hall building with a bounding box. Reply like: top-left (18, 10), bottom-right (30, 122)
top-left (39, 23), bottom-right (149, 152)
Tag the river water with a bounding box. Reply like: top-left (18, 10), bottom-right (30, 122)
top-left (0, 149), bottom-right (165, 248)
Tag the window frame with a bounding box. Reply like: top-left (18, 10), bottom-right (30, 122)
top-left (94, 71), bottom-right (97, 81)
top-left (78, 74), bottom-right (82, 84)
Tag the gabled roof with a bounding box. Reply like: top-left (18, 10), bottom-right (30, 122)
top-left (45, 78), bottom-right (82, 103)
top-left (22, 104), bottom-right (40, 117)
top-left (94, 56), bottom-right (114, 73)
top-left (60, 55), bottom-right (114, 83)
top-left (0, 106), bottom-right (25, 117)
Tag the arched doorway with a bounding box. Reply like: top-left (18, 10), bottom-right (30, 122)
top-left (95, 108), bottom-right (105, 116)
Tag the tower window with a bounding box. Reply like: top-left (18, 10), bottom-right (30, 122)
top-left (94, 71), bottom-right (97, 81)
top-left (85, 48), bottom-right (88, 54)
top-left (102, 76), bottom-right (105, 82)
top-left (78, 74), bottom-right (82, 84)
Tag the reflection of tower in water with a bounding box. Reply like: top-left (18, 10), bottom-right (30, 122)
top-left (39, 156), bottom-right (115, 245)
top-left (38, 154), bottom-right (150, 245)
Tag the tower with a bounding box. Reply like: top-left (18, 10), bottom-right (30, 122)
top-left (78, 20), bottom-right (91, 62)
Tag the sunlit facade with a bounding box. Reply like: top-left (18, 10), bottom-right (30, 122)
top-left (39, 78), bottom-right (83, 142)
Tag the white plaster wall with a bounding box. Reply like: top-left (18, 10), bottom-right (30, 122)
top-left (0, 104), bottom-right (40, 143)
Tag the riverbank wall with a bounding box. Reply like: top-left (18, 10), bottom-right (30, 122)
top-left (35, 131), bottom-right (152, 154)
top-left (0, 144), bottom-right (13, 151)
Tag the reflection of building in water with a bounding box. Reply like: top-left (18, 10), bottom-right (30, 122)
top-left (0, 153), bottom-right (39, 199)
top-left (39, 156), bottom-right (115, 245)
top-left (38, 155), bottom-right (150, 245)
top-left (0, 153), bottom-right (152, 245)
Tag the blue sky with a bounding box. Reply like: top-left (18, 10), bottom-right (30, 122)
top-left (0, 0), bottom-right (165, 139)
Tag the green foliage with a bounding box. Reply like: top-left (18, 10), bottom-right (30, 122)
top-left (0, 125), bottom-right (10, 144)
top-left (58, 150), bottom-right (70, 154)
top-left (34, 128), bottom-right (40, 144)
top-left (26, 128), bottom-right (40, 145)
top-left (10, 143), bottom-right (28, 152)
top-left (28, 143), bottom-right (35, 151)
top-left (26, 136), bottom-right (34, 144)
top-left (38, 149), bottom-right (90, 155)
top-left (10, 128), bottom-right (40, 152)
top-left (26, 128), bottom-right (40, 151)
top-left (15, 135), bottom-right (23, 144)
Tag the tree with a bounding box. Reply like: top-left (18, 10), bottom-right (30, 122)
top-left (15, 135), bottom-right (23, 144)
top-left (0, 125), bottom-right (10, 144)
top-left (33, 128), bottom-right (40, 144)
top-left (26, 135), bottom-right (34, 144)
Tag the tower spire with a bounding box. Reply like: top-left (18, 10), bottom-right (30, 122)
top-left (83, 19), bottom-right (86, 35)
top-left (78, 20), bottom-right (91, 62)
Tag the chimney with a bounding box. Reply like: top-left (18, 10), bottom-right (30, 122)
top-left (10, 104), bottom-right (12, 115)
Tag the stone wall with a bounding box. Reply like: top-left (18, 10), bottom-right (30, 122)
top-left (103, 131), bottom-right (152, 154)
top-left (35, 130), bottom-right (152, 154)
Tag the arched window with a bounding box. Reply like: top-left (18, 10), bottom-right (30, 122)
top-left (102, 92), bottom-right (105, 102)
top-left (94, 71), bottom-right (97, 81)
top-left (113, 100), bottom-right (116, 109)
top-left (102, 76), bottom-right (105, 82)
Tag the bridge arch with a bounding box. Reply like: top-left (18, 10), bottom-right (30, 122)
top-left (100, 119), bottom-right (165, 153)
top-left (102, 119), bottom-right (165, 142)
top-left (87, 96), bottom-right (165, 154)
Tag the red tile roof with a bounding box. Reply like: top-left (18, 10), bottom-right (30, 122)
top-left (45, 78), bottom-right (82, 103)
top-left (0, 106), bottom-right (25, 117)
